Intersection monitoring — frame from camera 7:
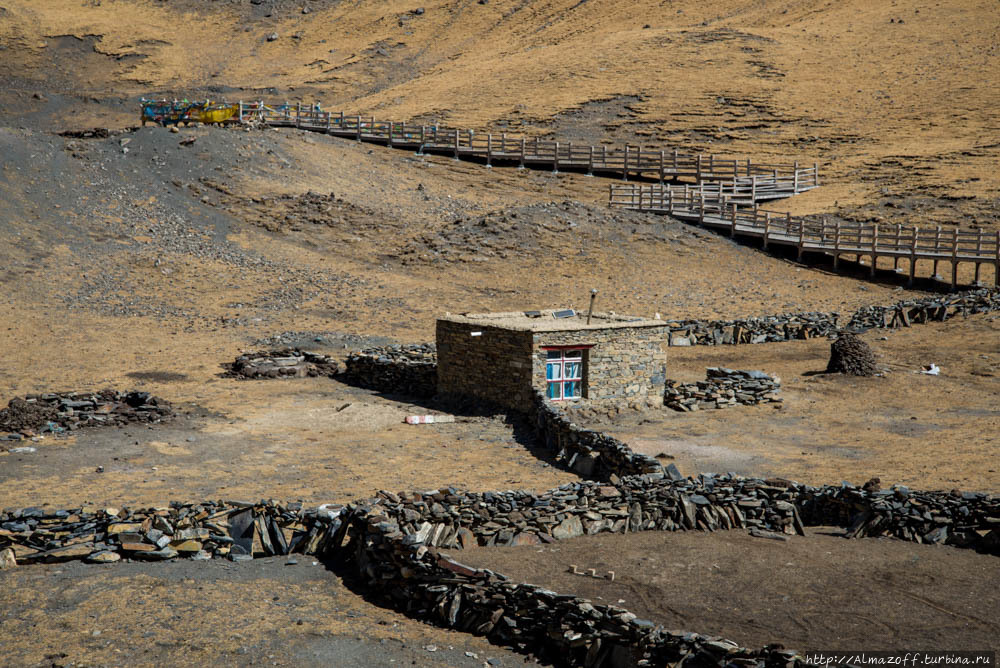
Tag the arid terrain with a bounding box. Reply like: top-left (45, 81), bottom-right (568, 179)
top-left (0, 0), bottom-right (998, 666)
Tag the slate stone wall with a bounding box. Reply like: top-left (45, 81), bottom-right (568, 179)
top-left (531, 325), bottom-right (669, 408)
top-left (436, 320), bottom-right (535, 410)
top-left (343, 344), bottom-right (438, 398)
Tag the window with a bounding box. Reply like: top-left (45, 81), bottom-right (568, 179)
top-left (545, 348), bottom-right (584, 400)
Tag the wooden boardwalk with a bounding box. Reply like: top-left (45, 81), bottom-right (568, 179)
top-left (142, 98), bottom-right (995, 289)
top-left (233, 101), bottom-right (820, 190)
top-left (609, 183), bottom-right (1000, 289)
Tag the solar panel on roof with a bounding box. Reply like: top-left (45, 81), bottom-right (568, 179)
top-left (552, 309), bottom-right (576, 319)
top-left (523, 311), bottom-right (542, 318)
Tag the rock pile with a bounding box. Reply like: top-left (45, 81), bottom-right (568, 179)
top-left (827, 334), bottom-right (878, 376)
top-left (222, 349), bottom-right (339, 379)
top-left (665, 368), bottom-right (781, 411)
top-left (343, 344), bottom-right (437, 397)
top-left (0, 390), bottom-right (173, 438)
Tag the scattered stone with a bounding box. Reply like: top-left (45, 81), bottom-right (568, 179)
top-left (0, 390), bottom-right (173, 436)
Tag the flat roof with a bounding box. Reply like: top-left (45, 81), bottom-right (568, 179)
top-left (438, 309), bottom-right (670, 332)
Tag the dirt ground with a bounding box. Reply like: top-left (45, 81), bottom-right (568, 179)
top-left (0, 557), bottom-right (541, 668)
top-left (449, 529), bottom-right (1000, 652)
top-left (0, 0), bottom-right (998, 664)
top-left (602, 315), bottom-right (1000, 492)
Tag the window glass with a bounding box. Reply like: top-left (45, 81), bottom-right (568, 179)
top-left (564, 361), bottom-right (581, 379)
top-left (546, 350), bottom-right (562, 359)
top-left (546, 362), bottom-right (561, 380)
top-left (564, 381), bottom-right (580, 398)
top-left (546, 382), bottom-right (561, 399)
top-left (563, 349), bottom-right (583, 358)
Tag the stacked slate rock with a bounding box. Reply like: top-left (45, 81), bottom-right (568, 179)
top-left (665, 312), bottom-right (840, 346)
top-left (827, 333), bottom-right (878, 376)
top-left (0, 390), bottom-right (172, 438)
top-left (0, 499), bottom-right (344, 565)
top-left (663, 288), bottom-right (1000, 347)
top-left (223, 349), bottom-right (339, 379)
top-left (665, 368), bottom-right (781, 411)
top-left (846, 287), bottom-right (1000, 332)
top-left (343, 344), bottom-right (437, 397)
top-left (528, 391), bottom-right (664, 480)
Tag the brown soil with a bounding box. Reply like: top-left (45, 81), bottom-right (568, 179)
top-left (448, 529), bottom-right (1000, 652)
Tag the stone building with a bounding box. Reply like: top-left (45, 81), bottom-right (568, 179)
top-left (436, 309), bottom-right (670, 411)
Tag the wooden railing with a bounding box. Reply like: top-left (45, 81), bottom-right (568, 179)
top-left (227, 100), bottom-right (819, 190)
top-left (609, 183), bottom-right (1000, 288)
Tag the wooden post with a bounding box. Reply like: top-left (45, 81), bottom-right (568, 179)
top-left (588, 145), bottom-right (594, 176)
top-left (908, 225), bottom-right (918, 287)
top-left (975, 229), bottom-right (983, 285)
top-left (673, 149), bottom-right (679, 172)
top-left (356, 115), bottom-right (362, 141)
top-left (951, 227), bottom-right (959, 290)
top-left (326, 111), bottom-right (332, 131)
top-left (519, 137), bottom-right (526, 168)
top-left (667, 187), bottom-right (673, 213)
top-left (699, 193), bottom-right (705, 225)
top-left (454, 129), bottom-right (460, 159)
top-left (709, 153), bottom-right (715, 175)
top-left (696, 154), bottom-right (703, 182)
top-left (636, 146), bottom-right (642, 178)
top-left (793, 161), bottom-right (799, 192)
top-left (623, 145), bottom-right (629, 181)
top-left (296, 102), bottom-right (301, 127)
top-left (795, 212), bottom-right (803, 261)
top-left (871, 225), bottom-right (879, 277)
top-left (486, 133), bottom-right (492, 168)
top-left (418, 125), bottom-right (426, 154)
top-left (834, 221), bottom-right (841, 269)
top-left (730, 203), bottom-right (737, 238)
top-left (751, 175), bottom-right (757, 202)
top-left (238, 100), bottom-right (243, 122)
top-left (553, 141), bottom-right (559, 173)
top-left (388, 121), bottom-right (395, 146)
top-left (763, 212), bottom-right (771, 249)
top-left (659, 150), bottom-right (665, 183)
top-left (339, 111), bottom-right (345, 127)
top-left (746, 157), bottom-right (751, 177)
top-left (894, 223), bottom-right (902, 270)
top-left (995, 230), bottom-right (1000, 287)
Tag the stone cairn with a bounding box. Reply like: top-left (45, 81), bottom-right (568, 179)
top-left (826, 333), bottom-right (878, 376)
top-left (342, 344), bottom-right (437, 398)
top-left (0, 390), bottom-right (172, 439)
top-left (665, 368), bottom-right (781, 412)
top-left (222, 349), bottom-right (339, 379)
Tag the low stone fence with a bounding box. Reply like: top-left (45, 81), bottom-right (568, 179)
top-left (845, 287), bottom-right (1000, 331)
top-left (665, 367), bottom-right (781, 411)
top-left (0, 390), bottom-right (173, 439)
top-left (528, 390), bottom-right (664, 480)
top-left (222, 349), bottom-right (339, 379)
top-left (4, 473), bottom-right (997, 666)
top-left (665, 287), bottom-right (1000, 346)
top-left (342, 344), bottom-right (438, 397)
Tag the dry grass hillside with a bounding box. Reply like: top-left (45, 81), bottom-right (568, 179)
top-left (1, 0), bottom-right (998, 224)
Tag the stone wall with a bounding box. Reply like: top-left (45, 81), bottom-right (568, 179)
top-left (531, 325), bottom-right (669, 408)
top-left (222, 349), bottom-right (339, 379)
top-left (665, 368), bottom-right (781, 412)
top-left (342, 344), bottom-right (438, 398)
top-left (528, 390), bottom-right (665, 480)
top-left (436, 320), bottom-right (534, 410)
top-left (665, 287), bottom-right (1000, 346)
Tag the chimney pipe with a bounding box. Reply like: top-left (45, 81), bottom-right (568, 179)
top-left (587, 289), bottom-right (598, 325)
